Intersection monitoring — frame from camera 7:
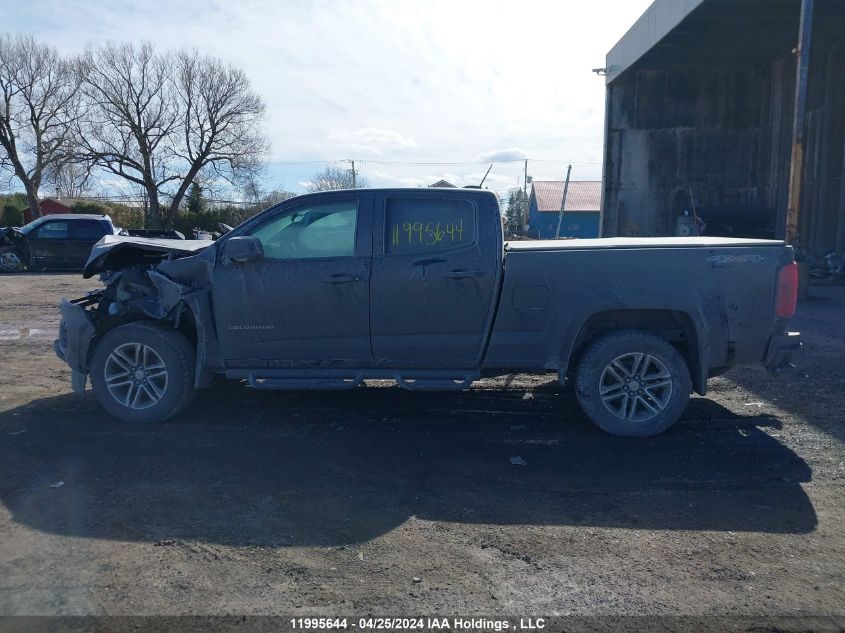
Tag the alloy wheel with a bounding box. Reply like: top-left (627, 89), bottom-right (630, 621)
top-left (0, 251), bottom-right (21, 271)
top-left (599, 352), bottom-right (673, 422)
top-left (104, 343), bottom-right (169, 409)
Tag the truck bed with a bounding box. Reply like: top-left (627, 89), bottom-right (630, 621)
top-left (487, 238), bottom-right (794, 395)
top-left (506, 236), bottom-right (784, 251)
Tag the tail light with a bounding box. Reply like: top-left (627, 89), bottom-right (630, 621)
top-left (775, 262), bottom-right (798, 319)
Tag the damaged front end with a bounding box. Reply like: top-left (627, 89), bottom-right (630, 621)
top-left (56, 293), bottom-right (99, 393)
top-left (0, 226), bottom-right (24, 246)
top-left (55, 235), bottom-right (220, 394)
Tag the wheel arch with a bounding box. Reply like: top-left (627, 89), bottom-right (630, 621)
top-left (562, 308), bottom-right (707, 395)
top-left (0, 246), bottom-right (27, 271)
top-left (87, 304), bottom-right (198, 372)
top-left (85, 281), bottom-right (218, 391)
top-left (88, 318), bottom-right (197, 423)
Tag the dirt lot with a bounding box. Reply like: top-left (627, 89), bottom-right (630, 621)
top-left (0, 273), bottom-right (843, 618)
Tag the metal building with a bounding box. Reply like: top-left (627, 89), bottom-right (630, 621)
top-left (527, 181), bottom-right (602, 239)
top-left (600, 0), bottom-right (845, 252)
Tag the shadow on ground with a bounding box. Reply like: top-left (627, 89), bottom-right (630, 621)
top-left (0, 382), bottom-right (816, 547)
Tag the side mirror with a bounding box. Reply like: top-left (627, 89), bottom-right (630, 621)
top-left (221, 236), bottom-right (263, 264)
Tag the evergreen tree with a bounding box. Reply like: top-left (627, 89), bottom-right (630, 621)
top-left (505, 187), bottom-right (528, 233)
top-left (186, 181), bottom-right (206, 213)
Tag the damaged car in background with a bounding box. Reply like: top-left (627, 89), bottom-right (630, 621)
top-left (0, 213), bottom-right (184, 272)
top-left (56, 188), bottom-right (801, 437)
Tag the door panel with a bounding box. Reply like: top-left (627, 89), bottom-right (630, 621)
top-left (211, 193), bottom-right (373, 365)
top-left (370, 192), bottom-right (503, 366)
top-left (67, 220), bottom-right (110, 267)
top-left (27, 220), bottom-right (69, 268)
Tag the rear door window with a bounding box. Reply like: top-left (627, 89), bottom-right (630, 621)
top-left (385, 197), bottom-right (476, 255)
top-left (69, 220), bottom-right (108, 240)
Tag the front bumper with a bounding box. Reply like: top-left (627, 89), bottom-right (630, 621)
top-left (55, 299), bottom-right (97, 394)
top-left (764, 331), bottom-right (802, 371)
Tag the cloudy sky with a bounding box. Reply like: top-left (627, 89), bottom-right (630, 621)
top-left (4, 0), bottom-right (652, 197)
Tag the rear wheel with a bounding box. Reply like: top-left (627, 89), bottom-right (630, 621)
top-left (575, 330), bottom-right (691, 437)
top-left (0, 247), bottom-right (24, 272)
top-left (90, 322), bottom-right (196, 423)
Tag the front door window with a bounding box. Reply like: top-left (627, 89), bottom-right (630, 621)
top-left (32, 221), bottom-right (69, 240)
top-left (247, 201), bottom-right (358, 260)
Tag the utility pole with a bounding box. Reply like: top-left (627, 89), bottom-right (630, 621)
top-left (555, 164), bottom-right (572, 239)
top-left (350, 160), bottom-right (357, 188)
top-left (785, 0), bottom-right (814, 244)
top-left (523, 159), bottom-right (529, 229)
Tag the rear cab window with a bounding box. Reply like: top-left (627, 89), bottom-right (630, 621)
top-left (385, 197), bottom-right (476, 255)
top-left (69, 220), bottom-right (109, 240)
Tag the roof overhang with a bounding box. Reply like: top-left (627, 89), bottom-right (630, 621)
top-left (605, 0), bottom-right (706, 84)
top-left (605, 0), bottom-right (804, 85)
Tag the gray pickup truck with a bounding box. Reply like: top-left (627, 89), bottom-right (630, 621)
top-left (55, 188), bottom-right (801, 436)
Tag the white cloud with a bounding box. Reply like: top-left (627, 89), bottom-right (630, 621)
top-left (396, 177), bottom-right (429, 187)
top-left (478, 148), bottom-right (528, 163)
top-left (3, 0), bottom-right (652, 193)
top-left (327, 127), bottom-right (418, 155)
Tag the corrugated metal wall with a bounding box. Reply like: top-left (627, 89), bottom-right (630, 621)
top-left (800, 39), bottom-right (845, 250)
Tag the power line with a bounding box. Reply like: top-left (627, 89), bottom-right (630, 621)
top-left (0, 192), bottom-right (261, 205)
top-left (1, 158), bottom-right (602, 198)
top-left (266, 158), bottom-right (601, 166)
top-left (266, 160), bottom-right (347, 165)
top-left (360, 159), bottom-right (602, 166)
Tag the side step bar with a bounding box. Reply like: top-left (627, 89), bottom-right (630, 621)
top-left (395, 376), bottom-right (475, 391)
top-left (248, 375), bottom-right (364, 391)
top-left (244, 370), bottom-right (479, 392)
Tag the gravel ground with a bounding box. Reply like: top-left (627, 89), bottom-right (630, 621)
top-left (0, 273), bottom-right (843, 619)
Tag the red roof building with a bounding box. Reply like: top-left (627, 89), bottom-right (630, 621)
top-left (527, 181), bottom-right (602, 239)
top-left (23, 198), bottom-right (79, 224)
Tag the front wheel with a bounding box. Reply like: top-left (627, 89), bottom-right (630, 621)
top-left (90, 322), bottom-right (196, 423)
top-left (575, 330), bottom-right (691, 437)
top-left (0, 247), bottom-right (25, 272)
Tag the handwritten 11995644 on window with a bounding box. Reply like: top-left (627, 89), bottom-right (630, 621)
top-left (391, 218), bottom-right (465, 247)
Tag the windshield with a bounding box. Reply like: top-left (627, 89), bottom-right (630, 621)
top-left (16, 216), bottom-right (48, 235)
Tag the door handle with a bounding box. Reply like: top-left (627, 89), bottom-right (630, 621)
top-left (412, 257), bottom-right (447, 267)
top-left (444, 269), bottom-right (484, 279)
top-left (324, 273), bottom-right (362, 284)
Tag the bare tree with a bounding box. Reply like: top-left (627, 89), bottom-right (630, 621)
top-left (262, 188), bottom-right (297, 206)
top-left (75, 43), bottom-right (268, 229)
top-left (74, 43), bottom-right (180, 228)
top-left (0, 34), bottom-right (81, 219)
top-left (44, 158), bottom-right (92, 198)
top-left (306, 164), bottom-right (368, 192)
top-left (166, 50), bottom-right (268, 225)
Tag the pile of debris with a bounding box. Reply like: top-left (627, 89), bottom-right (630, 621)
top-left (798, 250), bottom-right (845, 284)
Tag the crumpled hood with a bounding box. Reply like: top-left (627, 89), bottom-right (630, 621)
top-left (83, 234), bottom-right (214, 278)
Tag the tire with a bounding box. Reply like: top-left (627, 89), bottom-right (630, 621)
top-left (0, 247), bottom-right (25, 272)
top-left (90, 321), bottom-right (196, 423)
top-left (575, 330), bottom-right (691, 437)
